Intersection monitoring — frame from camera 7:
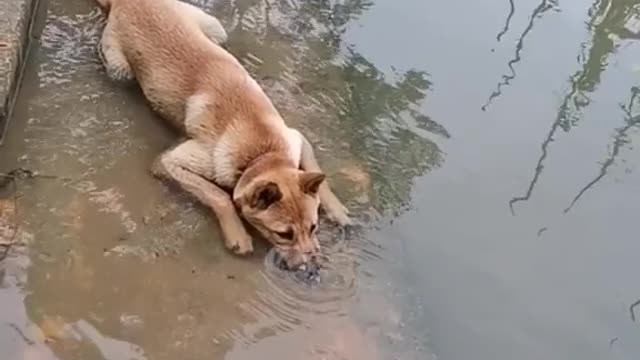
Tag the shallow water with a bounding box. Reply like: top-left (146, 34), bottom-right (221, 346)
top-left (1, 0), bottom-right (640, 359)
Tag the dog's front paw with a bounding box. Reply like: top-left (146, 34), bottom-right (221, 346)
top-left (229, 241), bottom-right (254, 256)
top-left (326, 202), bottom-right (352, 227)
top-left (224, 228), bottom-right (254, 256)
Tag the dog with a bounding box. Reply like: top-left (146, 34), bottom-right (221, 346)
top-left (94, 0), bottom-right (351, 269)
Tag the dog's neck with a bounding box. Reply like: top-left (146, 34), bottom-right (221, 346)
top-left (233, 151), bottom-right (296, 197)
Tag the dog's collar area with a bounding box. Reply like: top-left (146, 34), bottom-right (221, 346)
top-left (234, 152), bottom-right (297, 196)
top-left (240, 151), bottom-right (295, 174)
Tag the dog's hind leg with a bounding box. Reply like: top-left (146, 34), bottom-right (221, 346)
top-left (176, 1), bottom-right (228, 45)
top-left (99, 21), bottom-right (134, 82)
top-left (152, 140), bottom-right (254, 255)
top-left (297, 132), bottom-right (352, 226)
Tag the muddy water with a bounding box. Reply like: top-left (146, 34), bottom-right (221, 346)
top-left (1, 0), bottom-right (640, 359)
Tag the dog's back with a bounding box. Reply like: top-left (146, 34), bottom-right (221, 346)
top-left (102, 0), bottom-right (279, 133)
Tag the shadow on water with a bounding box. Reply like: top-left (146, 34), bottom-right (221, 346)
top-left (0, 0), bottom-right (447, 359)
top-left (509, 0), bottom-right (640, 214)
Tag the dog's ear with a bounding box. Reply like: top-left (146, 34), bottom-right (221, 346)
top-left (300, 172), bottom-right (325, 195)
top-left (249, 181), bottom-right (282, 209)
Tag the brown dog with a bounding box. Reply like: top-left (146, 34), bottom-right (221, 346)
top-left (94, 0), bottom-right (350, 269)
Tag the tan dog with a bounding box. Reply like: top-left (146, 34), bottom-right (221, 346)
top-left (95, 0), bottom-right (350, 269)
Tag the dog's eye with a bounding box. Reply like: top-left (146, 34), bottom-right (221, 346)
top-left (276, 230), bottom-right (294, 240)
top-left (310, 224), bottom-right (317, 234)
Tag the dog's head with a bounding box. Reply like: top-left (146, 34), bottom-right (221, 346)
top-left (234, 168), bottom-right (325, 269)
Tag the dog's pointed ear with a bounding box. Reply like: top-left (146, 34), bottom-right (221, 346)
top-left (300, 172), bottom-right (325, 195)
top-left (249, 181), bottom-right (282, 209)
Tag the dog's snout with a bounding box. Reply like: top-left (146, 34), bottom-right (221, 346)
top-left (300, 238), bottom-right (320, 254)
top-left (284, 251), bottom-right (313, 270)
top-left (287, 257), bottom-right (306, 270)
top-left (276, 236), bottom-right (322, 271)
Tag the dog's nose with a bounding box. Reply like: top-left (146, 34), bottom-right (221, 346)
top-left (305, 244), bottom-right (320, 255)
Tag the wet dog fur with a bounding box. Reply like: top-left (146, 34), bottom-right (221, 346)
top-left (94, 0), bottom-right (350, 269)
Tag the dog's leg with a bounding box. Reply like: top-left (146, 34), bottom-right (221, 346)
top-left (176, 1), bottom-right (228, 45)
top-left (99, 21), bottom-right (134, 82)
top-left (298, 132), bottom-right (352, 226)
top-left (152, 140), bottom-right (254, 255)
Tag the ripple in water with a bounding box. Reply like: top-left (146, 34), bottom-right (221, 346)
top-left (38, 9), bottom-right (104, 87)
top-left (222, 220), bottom-right (385, 346)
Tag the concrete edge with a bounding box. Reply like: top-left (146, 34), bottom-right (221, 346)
top-left (0, 0), bottom-right (41, 145)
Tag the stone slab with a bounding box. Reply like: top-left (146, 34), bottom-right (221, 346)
top-left (0, 0), bottom-right (39, 145)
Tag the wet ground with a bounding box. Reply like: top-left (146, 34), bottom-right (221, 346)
top-left (1, 0), bottom-right (640, 359)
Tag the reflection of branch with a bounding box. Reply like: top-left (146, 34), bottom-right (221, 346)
top-left (508, 117), bottom-right (556, 215)
top-left (496, 0), bottom-right (516, 42)
top-left (483, 0), bottom-right (555, 111)
top-left (509, 72), bottom-right (583, 214)
top-left (563, 89), bottom-right (640, 213)
top-left (508, 0), bottom-right (610, 214)
top-left (562, 119), bottom-right (635, 213)
top-left (630, 297), bottom-right (640, 321)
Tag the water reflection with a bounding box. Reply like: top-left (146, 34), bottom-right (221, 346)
top-left (300, 48), bottom-right (447, 213)
top-left (496, 0), bottom-right (516, 42)
top-left (564, 86), bottom-right (640, 212)
top-left (483, 0), bottom-right (559, 110)
top-left (510, 0), bottom-right (640, 214)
